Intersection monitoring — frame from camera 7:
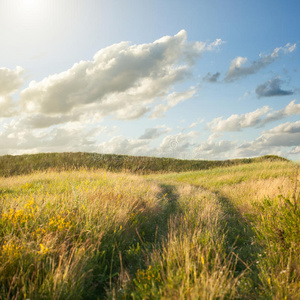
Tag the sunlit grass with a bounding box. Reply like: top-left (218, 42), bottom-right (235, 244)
top-left (126, 187), bottom-right (241, 299)
top-left (0, 158), bottom-right (299, 299)
top-left (150, 160), bottom-right (300, 299)
top-left (0, 170), bottom-right (164, 299)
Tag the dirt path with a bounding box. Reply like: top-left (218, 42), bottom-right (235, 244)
top-left (153, 180), bottom-right (263, 299)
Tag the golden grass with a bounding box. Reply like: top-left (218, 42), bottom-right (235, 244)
top-left (116, 185), bottom-right (241, 299)
top-left (149, 160), bottom-right (300, 299)
top-left (0, 169), bottom-right (163, 299)
top-left (1, 160), bottom-right (299, 299)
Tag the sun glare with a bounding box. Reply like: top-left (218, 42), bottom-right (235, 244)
top-left (13, 0), bottom-right (50, 26)
top-left (17, 0), bottom-right (43, 14)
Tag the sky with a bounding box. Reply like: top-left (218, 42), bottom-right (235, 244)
top-left (0, 0), bottom-right (299, 161)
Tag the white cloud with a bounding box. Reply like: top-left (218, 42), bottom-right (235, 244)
top-left (262, 100), bottom-right (300, 125)
top-left (226, 56), bottom-right (248, 81)
top-left (194, 140), bottom-right (236, 158)
top-left (97, 136), bottom-right (150, 156)
top-left (0, 96), bottom-right (17, 118)
top-left (207, 100), bottom-right (300, 132)
top-left (20, 30), bottom-right (222, 122)
top-left (290, 146), bottom-right (300, 155)
top-left (156, 131), bottom-right (198, 157)
top-left (0, 66), bottom-right (24, 118)
top-left (0, 119), bottom-right (100, 155)
top-left (225, 43), bottom-right (296, 81)
top-left (150, 87), bottom-right (197, 118)
top-left (18, 113), bottom-right (82, 128)
top-left (263, 121), bottom-right (300, 137)
top-left (207, 132), bottom-right (223, 142)
top-left (207, 106), bottom-right (271, 132)
top-left (188, 118), bottom-right (204, 129)
top-left (0, 66), bottom-right (24, 96)
top-left (236, 121), bottom-right (300, 157)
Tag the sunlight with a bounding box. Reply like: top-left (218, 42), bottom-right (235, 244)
top-left (17, 0), bottom-right (44, 14)
top-left (20, 0), bottom-right (39, 9)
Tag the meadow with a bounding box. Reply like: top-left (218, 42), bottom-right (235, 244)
top-left (0, 153), bottom-right (299, 299)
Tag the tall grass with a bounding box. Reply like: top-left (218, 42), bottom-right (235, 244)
top-left (152, 160), bottom-right (300, 298)
top-left (1, 156), bottom-right (299, 299)
top-left (119, 185), bottom-right (241, 299)
top-left (0, 170), bottom-right (165, 299)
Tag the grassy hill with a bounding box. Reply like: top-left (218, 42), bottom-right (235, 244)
top-left (0, 153), bottom-right (299, 299)
top-left (0, 151), bottom-right (288, 177)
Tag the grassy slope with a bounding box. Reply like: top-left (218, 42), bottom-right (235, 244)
top-left (0, 152), bottom-right (287, 177)
top-left (0, 154), bottom-right (299, 299)
top-left (148, 160), bottom-right (300, 299)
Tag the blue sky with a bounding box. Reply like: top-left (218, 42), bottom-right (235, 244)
top-left (0, 0), bottom-right (299, 160)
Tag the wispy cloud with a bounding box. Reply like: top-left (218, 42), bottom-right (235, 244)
top-left (189, 118), bottom-right (204, 128)
top-left (224, 43), bottom-right (296, 82)
top-left (261, 100), bottom-right (300, 125)
top-left (207, 100), bottom-right (300, 132)
top-left (207, 106), bottom-right (271, 132)
top-left (150, 87), bottom-right (197, 118)
top-left (139, 125), bottom-right (171, 140)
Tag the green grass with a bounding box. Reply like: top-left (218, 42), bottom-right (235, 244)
top-left (0, 152), bottom-right (287, 177)
top-left (0, 153), bottom-right (299, 299)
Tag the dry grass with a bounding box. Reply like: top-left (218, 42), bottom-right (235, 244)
top-left (150, 160), bottom-right (300, 299)
top-left (0, 169), bottom-right (163, 299)
top-left (116, 185), bottom-right (241, 299)
top-left (1, 159), bottom-right (299, 299)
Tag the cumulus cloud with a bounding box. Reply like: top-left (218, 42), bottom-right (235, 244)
top-left (203, 72), bottom-right (220, 82)
top-left (97, 132), bottom-right (236, 160)
top-left (256, 77), bottom-right (293, 98)
top-left (97, 136), bottom-right (150, 156)
top-left (265, 121), bottom-right (300, 136)
top-left (184, 39), bottom-right (224, 64)
top-left (225, 43), bottom-right (296, 82)
top-left (207, 100), bottom-right (300, 132)
top-left (139, 126), bottom-right (171, 140)
top-left (156, 131), bottom-right (198, 157)
top-left (262, 100), bottom-right (300, 125)
top-left (290, 146), bottom-right (300, 155)
top-left (0, 66), bottom-right (25, 118)
top-left (0, 96), bottom-right (17, 118)
top-left (195, 140), bottom-right (236, 158)
top-left (236, 121), bottom-right (300, 157)
top-left (0, 66), bottom-right (24, 96)
top-left (207, 106), bottom-right (271, 132)
top-left (20, 30), bottom-right (222, 122)
top-left (18, 113), bottom-right (81, 128)
top-left (0, 119), bottom-right (100, 155)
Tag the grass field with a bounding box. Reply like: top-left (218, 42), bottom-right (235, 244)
top-left (0, 153), bottom-right (299, 299)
